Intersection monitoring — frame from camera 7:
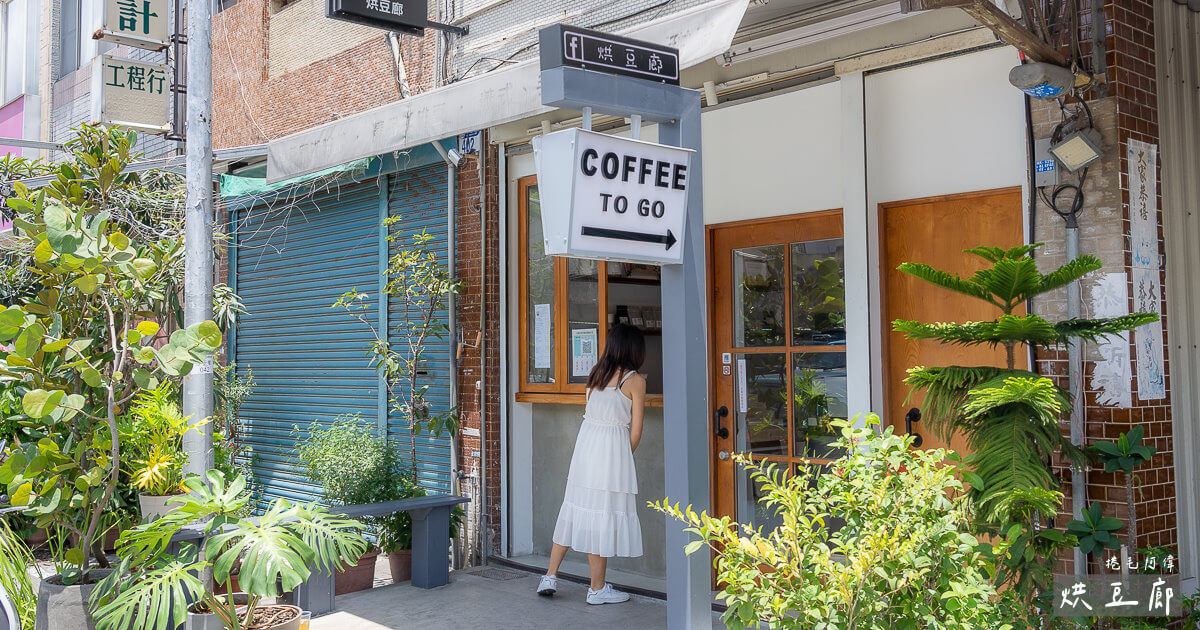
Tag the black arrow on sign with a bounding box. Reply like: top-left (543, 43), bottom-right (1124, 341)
top-left (581, 226), bottom-right (677, 250)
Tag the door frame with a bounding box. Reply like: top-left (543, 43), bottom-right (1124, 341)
top-left (705, 209), bottom-right (845, 521)
top-left (875, 186), bottom-right (1026, 430)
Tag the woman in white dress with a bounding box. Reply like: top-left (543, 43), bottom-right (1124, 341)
top-left (536, 324), bottom-right (646, 605)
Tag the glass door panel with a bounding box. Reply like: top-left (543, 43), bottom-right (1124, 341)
top-left (733, 352), bottom-right (787, 457)
top-left (792, 351), bottom-right (848, 460)
top-left (732, 245), bottom-right (786, 348)
top-left (790, 239), bottom-right (846, 345)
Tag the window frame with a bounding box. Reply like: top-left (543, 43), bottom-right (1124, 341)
top-left (515, 175), bottom-right (663, 406)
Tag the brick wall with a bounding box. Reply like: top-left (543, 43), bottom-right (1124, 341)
top-left (1030, 0), bottom-right (1173, 566)
top-left (453, 135), bottom-right (502, 560)
top-left (211, 0), bottom-right (436, 149)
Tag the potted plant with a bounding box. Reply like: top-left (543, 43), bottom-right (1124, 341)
top-left (119, 386), bottom-right (196, 521)
top-left (296, 416), bottom-right (407, 593)
top-left (90, 471), bottom-right (368, 630)
top-left (0, 126), bottom-right (224, 629)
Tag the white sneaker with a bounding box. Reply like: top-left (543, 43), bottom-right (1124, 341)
top-left (536, 574), bottom-right (557, 596)
top-left (586, 583), bottom-right (630, 605)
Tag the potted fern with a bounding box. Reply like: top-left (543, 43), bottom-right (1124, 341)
top-left (120, 386), bottom-right (196, 521)
top-left (90, 471), bottom-right (368, 630)
top-left (892, 243), bottom-right (1155, 607)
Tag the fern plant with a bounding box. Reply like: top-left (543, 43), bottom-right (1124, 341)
top-left (893, 243), bottom-right (1155, 601)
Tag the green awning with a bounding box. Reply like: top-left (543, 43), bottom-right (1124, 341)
top-left (219, 157), bottom-right (374, 199)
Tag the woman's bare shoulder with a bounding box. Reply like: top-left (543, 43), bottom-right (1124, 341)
top-left (623, 372), bottom-right (647, 393)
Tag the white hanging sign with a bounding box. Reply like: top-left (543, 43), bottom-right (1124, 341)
top-left (1127, 139), bottom-right (1165, 400)
top-left (532, 128), bottom-right (693, 265)
top-left (99, 0), bottom-right (170, 51)
top-left (91, 54), bottom-right (170, 135)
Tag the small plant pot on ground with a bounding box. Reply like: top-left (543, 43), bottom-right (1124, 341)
top-left (387, 549), bottom-right (412, 583)
top-left (139, 494), bottom-right (181, 522)
top-left (34, 569), bottom-right (114, 630)
top-left (335, 548), bottom-right (380, 595)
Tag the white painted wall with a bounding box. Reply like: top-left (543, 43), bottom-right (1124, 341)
top-left (865, 46), bottom-right (1027, 203)
top-left (701, 81), bottom-right (844, 224)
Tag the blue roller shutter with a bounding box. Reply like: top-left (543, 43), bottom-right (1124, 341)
top-left (232, 179), bottom-right (383, 506)
top-left (386, 165), bottom-right (453, 494)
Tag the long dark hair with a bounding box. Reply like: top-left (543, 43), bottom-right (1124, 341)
top-left (586, 324), bottom-right (646, 391)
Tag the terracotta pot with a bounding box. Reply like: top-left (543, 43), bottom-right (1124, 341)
top-left (335, 548), bottom-right (380, 595)
top-left (212, 573), bottom-right (240, 595)
top-left (24, 527), bottom-right (48, 547)
top-left (387, 549), bottom-right (412, 583)
top-left (34, 569), bottom-right (114, 630)
top-left (139, 494), bottom-right (182, 522)
top-left (186, 593), bottom-right (249, 630)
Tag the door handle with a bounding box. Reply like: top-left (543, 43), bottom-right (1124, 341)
top-left (714, 405), bottom-right (730, 440)
top-left (904, 407), bottom-right (923, 447)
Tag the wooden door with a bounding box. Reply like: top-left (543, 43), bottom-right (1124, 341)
top-left (879, 188), bottom-right (1025, 453)
top-left (708, 211), bottom-right (845, 526)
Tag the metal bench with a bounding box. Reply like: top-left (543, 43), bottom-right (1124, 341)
top-left (289, 494), bottom-right (470, 616)
top-left (168, 494), bottom-right (469, 617)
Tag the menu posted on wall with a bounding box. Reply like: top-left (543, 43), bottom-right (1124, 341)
top-left (533, 128), bottom-right (693, 266)
top-left (571, 328), bottom-right (598, 377)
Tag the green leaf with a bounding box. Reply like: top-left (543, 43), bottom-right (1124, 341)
top-left (82, 367), bottom-right (102, 387)
top-left (10, 482), bottom-right (32, 506)
top-left (125, 329), bottom-right (142, 344)
top-left (70, 275), bottom-right (99, 294)
top-left (14, 322), bottom-right (45, 358)
top-left (129, 258), bottom-right (158, 279)
top-left (0, 307), bottom-right (25, 342)
top-left (64, 547), bottom-right (85, 567)
top-left (22, 389), bottom-right (64, 419)
top-left (132, 368), bottom-right (151, 389)
top-left (44, 204), bottom-right (84, 254)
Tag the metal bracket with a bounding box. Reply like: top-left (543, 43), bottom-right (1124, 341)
top-left (426, 20), bottom-right (467, 36)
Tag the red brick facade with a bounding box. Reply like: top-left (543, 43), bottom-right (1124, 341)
top-left (210, 0), bottom-right (436, 149)
top-left (452, 138), bottom-right (503, 559)
top-left (1034, 0), bottom-right (1173, 566)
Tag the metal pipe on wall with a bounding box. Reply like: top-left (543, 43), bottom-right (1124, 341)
top-left (477, 133), bottom-right (489, 564)
top-left (1067, 223), bottom-right (1088, 575)
top-left (432, 140), bottom-right (463, 567)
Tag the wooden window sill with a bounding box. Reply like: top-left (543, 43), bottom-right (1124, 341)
top-left (514, 392), bottom-right (664, 407)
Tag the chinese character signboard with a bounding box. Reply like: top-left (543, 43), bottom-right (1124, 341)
top-left (539, 24), bottom-right (679, 85)
top-left (533, 128), bottom-right (693, 266)
top-left (100, 0), bottom-right (169, 51)
top-left (1053, 574), bottom-right (1182, 618)
top-left (91, 55), bottom-right (170, 134)
top-left (326, 0), bottom-right (426, 36)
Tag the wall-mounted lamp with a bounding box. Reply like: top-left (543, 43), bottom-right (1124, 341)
top-left (1050, 127), bottom-right (1104, 172)
top-left (1009, 62), bottom-right (1075, 99)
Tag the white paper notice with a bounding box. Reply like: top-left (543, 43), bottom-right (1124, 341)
top-left (571, 328), bottom-right (598, 377)
top-left (737, 358), bottom-right (748, 413)
top-left (534, 303), bottom-right (551, 369)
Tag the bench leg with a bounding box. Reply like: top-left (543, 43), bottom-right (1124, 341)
top-left (409, 506), bottom-right (451, 589)
top-left (287, 569), bottom-right (336, 617)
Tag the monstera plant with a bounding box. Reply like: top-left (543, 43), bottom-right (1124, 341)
top-left (0, 126), bottom-right (221, 587)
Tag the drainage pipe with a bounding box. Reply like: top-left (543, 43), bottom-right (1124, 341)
top-left (432, 141), bottom-right (462, 568)
top-left (478, 133), bottom-right (489, 564)
top-left (1067, 220), bottom-right (1087, 576)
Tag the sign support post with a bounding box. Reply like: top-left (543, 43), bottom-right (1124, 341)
top-left (539, 27), bottom-right (710, 627)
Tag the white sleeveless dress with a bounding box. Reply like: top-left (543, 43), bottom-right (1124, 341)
top-left (551, 371), bottom-right (643, 558)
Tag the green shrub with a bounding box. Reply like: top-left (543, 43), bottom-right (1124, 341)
top-left (654, 416), bottom-right (1007, 630)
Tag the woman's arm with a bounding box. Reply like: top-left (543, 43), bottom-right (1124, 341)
top-left (625, 374), bottom-right (647, 453)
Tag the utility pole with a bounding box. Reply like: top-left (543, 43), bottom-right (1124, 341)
top-left (182, 0), bottom-right (215, 477)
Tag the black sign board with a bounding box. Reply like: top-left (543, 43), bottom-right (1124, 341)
top-left (326, 0), bottom-right (426, 36)
top-left (539, 24), bottom-right (679, 85)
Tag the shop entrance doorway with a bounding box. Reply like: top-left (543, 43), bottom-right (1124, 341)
top-left (879, 187), bottom-right (1026, 452)
top-left (707, 210), bottom-right (847, 528)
